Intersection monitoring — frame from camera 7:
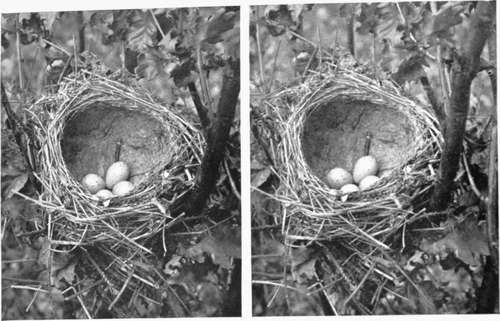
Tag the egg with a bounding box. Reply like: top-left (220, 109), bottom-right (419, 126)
top-left (328, 189), bottom-right (341, 197)
top-left (340, 183), bottom-right (360, 194)
top-left (353, 155), bottom-right (378, 183)
top-left (379, 169), bottom-right (393, 178)
top-left (112, 181), bottom-right (134, 197)
top-left (358, 175), bottom-right (380, 191)
top-left (105, 161), bottom-right (130, 189)
top-left (95, 189), bottom-right (115, 200)
top-left (326, 167), bottom-right (354, 189)
top-left (81, 174), bottom-right (105, 194)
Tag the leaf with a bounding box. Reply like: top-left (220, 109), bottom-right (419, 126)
top-left (19, 13), bottom-right (49, 44)
top-left (1, 197), bottom-right (26, 220)
top-left (185, 224), bottom-right (240, 269)
top-left (3, 173), bottom-right (28, 199)
top-left (430, 3), bottom-right (464, 37)
top-left (220, 23), bottom-right (239, 59)
top-left (127, 10), bottom-right (157, 51)
top-left (158, 31), bottom-right (178, 54)
top-left (172, 8), bottom-right (204, 55)
top-left (38, 12), bottom-right (58, 33)
top-left (203, 10), bottom-right (237, 44)
top-left (470, 149), bottom-right (489, 172)
top-left (37, 239), bottom-right (52, 268)
top-left (54, 262), bottom-right (76, 288)
top-left (251, 167), bottom-right (272, 188)
top-left (135, 48), bottom-right (166, 80)
top-left (287, 4), bottom-right (312, 25)
top-left (264, 4), bottom-right (310, 31)
top-left (197, 281), bottom-right (224, 316)
top-left (250, 159), bottom-right (266, 170)
top-left (261, 5), bottom-right (293, 36)
top-left (420, 217), bottom-right (490, 267)
top-left (425, 263), bottom-right (473, 297)
top-left (163, 254), bottom-right (183, 276)
top-left (403, 250), bottom-right (426, 272)
top-left (391, 53), bottom-right (429, 85)
top-left (1, 13), bottom-right (18, 33)
top-left (356, 3), bottom-right (395, 36)
top-left (339, 4), bottom-right (354, 18)
top-left (109, 10), bottom-right (131, 42)
top-left (137, 73), bottom-right (176, 104)
top-left (37, 238), bottom-right (76, 287)
top-left (379, 38), bottom-right (394, 73)
top-left (88, 11), bottom-right (113, 30)
top-left (170, 58), bottom-right (196, 87)
top-left (290, 246), bottom-right (317, 284)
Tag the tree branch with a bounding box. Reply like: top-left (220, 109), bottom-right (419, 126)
top-left (171, 60), bottom-right (239, 217)
top-left (487, 125), bottom-right (498, 267)
top-left (77, 11), bottom-right (85, 53)
top-left (188, 81), bottom-right (211, 132)
top-left (346, 5), bottom-right (356, 58)
top-left (1, 82), bottom-right (37, 186)
top-left (430, 2), bottom-right (494, 210)
top-left (420, 75), bottom-right (445, 129)
top-left (487, 17), bottom-right (496, 104)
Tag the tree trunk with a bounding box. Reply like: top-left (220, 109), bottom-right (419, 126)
top-left (347, 6), bottom-right (356, 58)
top-left (171, 60), bottom-right (240, 217)
top-left (430, 2), bottom-right (494, 210)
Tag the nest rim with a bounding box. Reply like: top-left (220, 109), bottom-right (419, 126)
top-left (261, 64), bottom-right (443, 245)
top-left (28, 70), bottom-right (205, 249)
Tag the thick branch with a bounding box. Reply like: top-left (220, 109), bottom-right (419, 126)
top-left (485, 1), bottom-right (498, 271)
top-left (1, 82), bottom-right (36, 185)
top-left (77, 11), bottom-right (85, 53)
top-left (487, 125), bottom-right (498, 266)
top-left (188, 81), bottom-right (211, 132)
top-left (346, 6), bottom-right (356, 58)
top-left (430, 2), bottom-right (494, 210)
top-left (183, 60), bottom-right (240, 216)
top-left (420, 75), bottom-right (445, 128)
top-left (487, 20), bottom-right (496, 104)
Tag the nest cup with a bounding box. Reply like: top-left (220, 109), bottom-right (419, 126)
top-left (27, 70), bottom-right (204, 309)
top-left (264, 65), bottom-right (442, 247)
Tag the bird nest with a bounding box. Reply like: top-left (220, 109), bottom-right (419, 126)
top-left (259, 63), bottom-right (442, 248)
top-left (24, 69), bottom-right (205, 314)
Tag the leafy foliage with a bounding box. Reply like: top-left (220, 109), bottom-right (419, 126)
top-left (251, 2), bottom-right (496, 315)
top-left (2, 6), bottom-right (240, 318)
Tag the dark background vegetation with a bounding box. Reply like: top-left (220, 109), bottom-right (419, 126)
top-left (1, 7), bottom-right (240, 318)
top-left (251, 2), bottom-right (497, 315)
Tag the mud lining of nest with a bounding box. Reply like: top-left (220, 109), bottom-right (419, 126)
top-left (25, 70), bottom-right (205, 314)
top-left (262, 64), bottom-right (442, 247)
top-left (61, 105), bottom-right (172, 185)
top-left (302, 99), bottom-right (416, 179)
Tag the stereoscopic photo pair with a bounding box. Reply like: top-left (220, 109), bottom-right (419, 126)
top-left (1, 1), bottom-right (498, 318)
